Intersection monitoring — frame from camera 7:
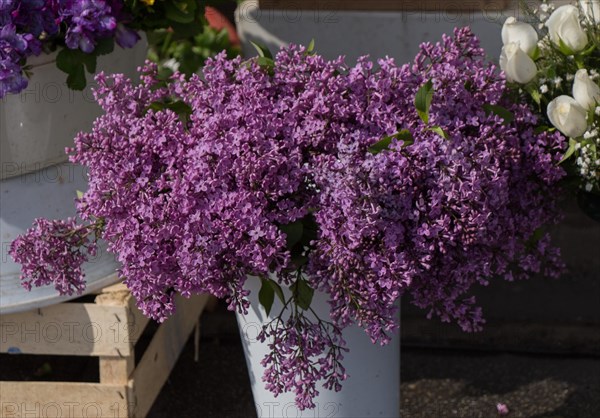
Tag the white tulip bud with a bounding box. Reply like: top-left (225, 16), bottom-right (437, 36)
top-left (499, 42), bottom-right (537, 84)
top-left (573, 69), bottom-right (600, 110)
top-left (547, 95), bottom-right (589, 138)
top-left (501, 17), bottom-right (539, 56)
top-left (545, 5), bottom-right (589, 53)
top-left (579, 0), bottom-right (600, 23)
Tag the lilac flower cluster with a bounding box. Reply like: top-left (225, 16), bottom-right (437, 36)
top-left (9, 218), bottom-right (98, 295)
top-left (308, 29), bottom-right (567, 337)
top-left (11, 28), bottom-right (566, 408)
top-left (0, 0), bottom-right (139, 97)
top-left (259, 308), bottom-right (348, 408)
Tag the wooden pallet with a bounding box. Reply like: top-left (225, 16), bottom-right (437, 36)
top-left (0, 276), bottom-right (211, 418)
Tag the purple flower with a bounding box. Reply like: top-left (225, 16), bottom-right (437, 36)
top-left (114, 22), bottom-right (138, 48)
top-left (9, 218), bottom-right (98, 295)
top-left (0, 24), bottom-right (29, 58)
top-left (10, 0), bottom-right (58, 37)
top-left (0, 57), bottom-right (27, 96)
top-left (60, 0), bottom-right (116, 53)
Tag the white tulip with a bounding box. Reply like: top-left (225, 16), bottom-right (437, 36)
top-left (545, 5), bottom-right (589, 53)
top-left (579, 0), bottom-right (600, 23)
top-left (499, 42), bottom-right (537, 84)
top-left (573, 69), bottom-right (600, 109)
top-left (547, 95), bottom-right (589, 138)
top-left (501, 17), bottom-right (539, 56)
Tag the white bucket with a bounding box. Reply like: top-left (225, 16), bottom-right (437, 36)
top-left (0, 38), bottom-right (147, 180)
top-left (236, 276), bottom-right (400, 418)
top-left (0, 39), bottom-right (147, 313)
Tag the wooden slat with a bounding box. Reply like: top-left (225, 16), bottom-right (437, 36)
top-left (259, 0), bottom-right (511, 12)
top-left (0, 303), bottom-right (134, 356)
top-left (100, 356), bottom-right (135, 385)
top-left (95, 282), bottom-right (151, 348)
top-left (129, 293), bottom-right (210, 418)
top-left (0, 381), bottom-right (130, 418)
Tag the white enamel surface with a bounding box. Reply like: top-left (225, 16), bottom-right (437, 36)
top-left (236, 1), bottom-right (516, 65)
top-left (0, 163), bottom-right (120, 314)
top-left (236, 276), bottom-right (400, 418)
top-left (0, 38), bottom-right (147, 180)
top-left (0, 40), bottom-right (147, 312)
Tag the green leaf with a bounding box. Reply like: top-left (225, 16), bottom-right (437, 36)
top-left (146, 100), bottom-right (193, 124)
top-left (525, 85), bottom-right (542, 106)
top-left (526, 227), bottom-right (546, 250)
top-left (427, 126), bottom-right (449, 139)
top-left (290, 278), bottom-right (314, 310)
top-left (279, 220), bottom-right (303, 250)
top-left (578, 43), bottom-right (597, 57)
top-left (56, 48), bottom-right (78, 74)
top-left (534, 125), bottom-right (556, 134)
top-left (557, 38), bottom-right (574, 56)
top-left (268, 279), bottom-right (285, 304)
top-left (368, 129), bottom-right (413, 154)
top-left (165, 0), bottom-right (196, 23)
top-left (259, 277), bottom-right (275, 316)
top-left (94, 38), bottom-right (115, 56)
top-left (81, 54), bottom-right (97, 74)
top-left (256, 56), bottom-right (274, 70)
top-left (66, 65), bottom-right (87, 90)
top-left (250, 41), bottom-right (273, 59)
top-left (559, 138), bottom-right (578, 164)
top-left (167, 101), bottom-right (193, 120)
top-left (587, 104), bottom-right (596, 126)
top-left (415, 80), bottom-right (434, 124)
top-left (306, 39), bottom-right (315, 54)
top-left (483, 104), bottom-right (515, 125)
top-left (56, 48), bottom-right (94, 90)
top-left (290, 254), bottom-right (309, 269)
top-left (76, 190), bottom-right (84, 200)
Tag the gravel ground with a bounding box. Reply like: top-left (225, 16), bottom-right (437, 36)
top-left (401, 348), bottom-right (600, 418)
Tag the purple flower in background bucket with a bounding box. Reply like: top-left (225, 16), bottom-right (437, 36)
top-left (0, 57), bottom-right (27, 95)
top-left (61, 0), bottom-right (116, 53)
top-left (115, 22), bottom-right (139, 48)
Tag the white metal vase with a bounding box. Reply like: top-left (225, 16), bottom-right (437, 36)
top-left (236, 276), bottom-right (400, 418)
top-left (0, 40), bottom-right (147, 314)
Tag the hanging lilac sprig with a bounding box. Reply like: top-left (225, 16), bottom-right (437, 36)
top-left (258, 273), bottom-right (348, 410)
top-left (10, 218), bottom-right (102, 295)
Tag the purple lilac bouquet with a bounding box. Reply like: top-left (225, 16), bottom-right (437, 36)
top-left (11, 28), bottom-right (566, 408)
top-left (0, 0), bottom-right (204, 97)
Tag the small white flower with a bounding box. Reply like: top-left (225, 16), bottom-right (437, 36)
top-left (554, 77), bottom-right (563, 87)
top-left (585, 183), bottom-right (593, 192)
top-left (540, 85), bottom-right (549, 94)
